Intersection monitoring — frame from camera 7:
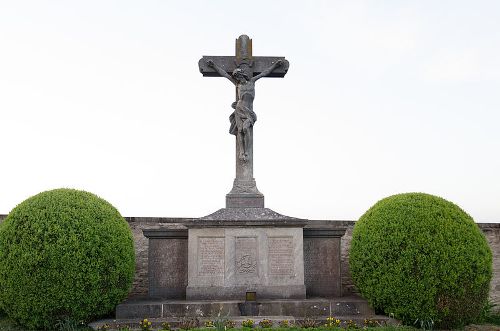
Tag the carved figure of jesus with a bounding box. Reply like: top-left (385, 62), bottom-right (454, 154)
top-left (207, 59), bottom-right (283, 161)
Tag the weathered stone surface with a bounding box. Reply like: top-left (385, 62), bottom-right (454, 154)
top-left (163, 301), bottom-right (242, 318)
top-left (200, 207), bottom-right (300, 221)
top-left (143, 229), bottom-right (188, 298)
top-left (199, 56), bottom-right (289, 78)
top-left (192, 208), bottom-right (307, 228)
top-left (481, 223), bottom-right (500, 311)
top-left (226, 193), bottom-right (264, 208)
top-left (125, 217), bottom-right (193, 298)
top-left (115, 300), bottom-right (163, 319)
top-left (115, 296), bottom-right (374, 319)
top-left (200, 35), bottom-right (290, 209)
top-left (340, 222), bottom-right (356, 296)
top-left (186, 285), bottom-right (307, 301)
top-left (186, 227), bottom-right (306, 300)
top-left (303, 226), bottom-right (347, 297)
top-left (256, 296), bottom-right (375, 316)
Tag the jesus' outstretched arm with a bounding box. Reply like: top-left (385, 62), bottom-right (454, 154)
top-left (207, 60), bottom-right (236, 85)
top-left (251, 59), bottom-right (283, 82)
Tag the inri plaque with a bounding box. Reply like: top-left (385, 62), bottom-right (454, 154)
top-left (198, 237), bottom-right (225, 276)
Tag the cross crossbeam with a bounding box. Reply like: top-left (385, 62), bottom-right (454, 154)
top-left (199, 56), bottom-right (289, 78)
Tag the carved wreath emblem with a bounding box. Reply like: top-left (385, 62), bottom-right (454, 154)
top-left (236, 254), bottom-right (257, 273)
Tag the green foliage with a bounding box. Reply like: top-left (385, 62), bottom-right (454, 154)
top-left (225, 320), bottom-right (236, 329)
top-left (478, 301), bottom-right (500, 326)
top-left (324, 317), bottom-right (341, 328)
top-left (212, 309), bottom-right (230, 331)
top-left (483, 313), bottom-right (500, 326)
top-left (258, 319), bottom-right (273, 328)
top-left (413, 318), bottom-right (434, 331)
top-left (298, 318), bottom-right (317, 328)
top-left (160, 321), bottom-right (171, 330)
top-left (0, 315), bottom-right (26, 331)
top-left (242, 319), bottom-right (255, 328)
top-left (278, 320), bottom-right (291, 328)
top-left (55, 317), bottom-right (90, 331)
top-left (0, 189), bottom-right (135, 330)
top-left (178, 317), bottom-right (200, 330)
top-left (344, 320), bottom-right (358, 329)
top-left (139, 318), bottom-right (153, 331)
top-left (349, 193), bottom-right (492, 329)
top-left (363, 319), bottom-right (380, 328)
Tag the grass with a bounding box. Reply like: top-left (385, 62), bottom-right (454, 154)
top-left (480, 312), bottom-right (500, 325)
top-left (0, 314), bottom-right (93, 331)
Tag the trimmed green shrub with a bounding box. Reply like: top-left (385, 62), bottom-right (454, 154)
top-left (349, 193), bottom-right (492, 329)
top-left (0, 189), bottom-right (135, 330)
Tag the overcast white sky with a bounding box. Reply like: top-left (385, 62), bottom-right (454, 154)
top-left (1, 1), bottom-right (499, 222)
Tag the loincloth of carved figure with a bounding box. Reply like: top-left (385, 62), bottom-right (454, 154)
top-left (229, 102), bottom-right (257, 135)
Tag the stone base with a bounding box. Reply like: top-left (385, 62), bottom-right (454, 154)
top-left (114, 295), bottom-right (378, 319)
top-left (226, 193), bottom-right (264, 208)
top-left (185, 222), bottom-right (307, 301)
top-left (186, 285), bottom-right (306, 300)
top-left (226, 178), bottom-right (264, 208)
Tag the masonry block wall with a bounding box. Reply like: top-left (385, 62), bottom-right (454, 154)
top-left (0, 215), bottom-right (498, 309)
top-left (123, 217), bottom-right (500, 309)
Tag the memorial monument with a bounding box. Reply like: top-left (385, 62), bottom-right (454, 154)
top-left (118, 36), bottom-right (348, 320)
top-left (187, 35), bottom-right (306, 299)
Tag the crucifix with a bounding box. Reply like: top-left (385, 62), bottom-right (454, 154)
top-left (199, 35), bottom-right (289, 208)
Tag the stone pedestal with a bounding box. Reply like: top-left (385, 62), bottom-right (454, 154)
top-left (184, 208), bottom-right (307, 300)
top-left (138, 218), bottom-right (347, 301)
top-left (226, 190), bottom-right (264, 208)
top-left (225, 126), bottom-right (265, 208)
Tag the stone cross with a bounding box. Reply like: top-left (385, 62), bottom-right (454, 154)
top-left (199, 35), bottom-right (289, 208)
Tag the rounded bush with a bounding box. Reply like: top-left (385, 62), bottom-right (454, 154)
top-left (0, 189), bottom-right (135, 329)
top-left (349, 193), bottom-right (492, 329)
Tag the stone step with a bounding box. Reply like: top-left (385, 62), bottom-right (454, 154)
top-left (115, 296), bottom-right (375, 319)
top-left (89, 314), bottom-right (396, 330)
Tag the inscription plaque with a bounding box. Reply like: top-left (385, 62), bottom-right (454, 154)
top-left (198, 237), bottom-right (225, 276)
top-left (268, 237), bottom-right (294, 276)
top-left (235, 237), bottom-right (257, 275)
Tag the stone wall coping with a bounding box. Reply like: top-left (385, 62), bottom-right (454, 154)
top-left (303, 228), bottom-right (347, 238)
top-left (143, 229), bottom-right (188, 239)
top-left (183, 219), bottom-right (309, 228)
top-left (125, 217), bottom-right (195, 223)
top-left (479, 223), bottom-right (500, 230)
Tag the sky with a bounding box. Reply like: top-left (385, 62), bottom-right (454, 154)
top-left (1, 1), bottom-right (499, 222)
